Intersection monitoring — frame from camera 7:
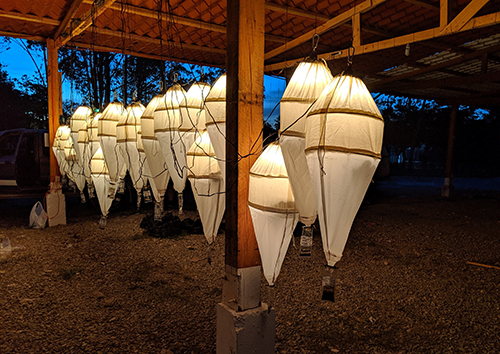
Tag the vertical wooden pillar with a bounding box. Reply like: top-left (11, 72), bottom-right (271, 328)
top-left (223, 0), bottom-right (264, 311)
top-left (442, 104), bottom-right (457, 198)
top-left (46, 38), bottom-right (62, 182)
top-left (440, 0), bottom-right (449, 29)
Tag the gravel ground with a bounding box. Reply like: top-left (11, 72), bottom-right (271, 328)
top-left (0, 180), bottom-right (499, 353)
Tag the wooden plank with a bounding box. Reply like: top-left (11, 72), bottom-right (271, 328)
top-left (225, 0), bottom-right (264, 270)
top-left (46, 38), bottom-right (62, 182)
top-left (56, 0), bottom-right (117, 48)
top-left (352, 13), bottom-right (361, 47)
top-left (265, 2), bottom-right (331, 22)
top-left (0, 30), bottom-right (46, 42)
top-left (440, 0), bottom-right (490, 35)
top-left (440, 0), bottom-right (448, 28)
top-left (264, 0), bottom-right (387, 60)
top-left (53, 0), bottom-right (85, 41)
top-left (0, 10), bottom-right (60, 26)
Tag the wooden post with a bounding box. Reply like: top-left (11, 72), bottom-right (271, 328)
top-left (46, 38), bottom-right (62, 182)
top-left (442, 104), bottom-right (457, 198)
top-left (223, 0), bottom-right (264, 311)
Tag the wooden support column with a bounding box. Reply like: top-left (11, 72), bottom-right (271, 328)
top-left (46, 38), bottom-right (62, 182)
top-left (223, 0), bottom-right (264, 311)
top-left (352, 13), bottom-right (361, 47)
top-left (442, 104), bottom-right (457, 198)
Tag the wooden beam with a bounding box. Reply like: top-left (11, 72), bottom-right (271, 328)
top-left (440, 0), bottom-right (449, 28)
top-left (264, 2), bottom-right (330, 22)
top-left (264, 11), bottom-right (500, 72)
top-left (56, 0), bottom-right (117, 48)
top-left (403, 0), bottom-right (439, 12)
top-left (352, 13), bottom-right (361, 47)
top-left (264, 0), bottom-right (387, 60)
top-left (0, 10), bottom-right (60, 26)
top-left (69, 41), bottom-right (224, 68)
top-left (0, 30), bottom-right (46, 42)
top-left (91, 27), bottom-right (225, 55)
top-left (440, 0), bottom-right (490, 35)
top-left (224, 0), bottom-right (264, 310)
top-left (53, 0), bottom-right (86, 41)
top-left (46, 38), bottom-right (62, 182)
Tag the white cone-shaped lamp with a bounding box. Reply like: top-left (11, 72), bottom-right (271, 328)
top-left (154, 84), bottom-right (188, 194)
top-left (87, 113), bottom-right (102, 160)
top-left (69, 106), bottom-right (92, 162)
top-left (140, 94), bottom-right (170, 203)
top-left (187, 131), bottom-right (225, 245)
top-left (54, 125), bottom-right (72, 177)
top-left (179, 82), bottom-right (211, 152)
top-left (97, 101), bottom-right (126, 186)
top-left (280, 60), bottom-right (333, 227)
top-left (305, 72), bottom-right (384, 267)
top-left (248, 142), bottom-right (299, 286)
top-left (204, 73), bottom-right (226, 180)
top-left (117, 101), bottom-right (146, 200)
top-left (90, 147), bottom-right (114, 227)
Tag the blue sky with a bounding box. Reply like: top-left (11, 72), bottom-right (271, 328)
top-left (0, 37), bottom-right (286, 123)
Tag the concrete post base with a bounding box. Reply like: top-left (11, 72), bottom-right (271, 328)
top-left (217, 302), bottom-right (275, 354)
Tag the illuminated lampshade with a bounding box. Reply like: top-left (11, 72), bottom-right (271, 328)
top-left (280, 60), bottom-right (333, 227)
top-left (90, 147), bottom-right (113, 218)
top-left (69, 106), bottom-right (92, 162)
top-left (154, 84), bottom-right (189, 210)
top-left (305, 73), bottom-right (384, 267)
top-left (137, 127), bottom-right (158, 201)
top-left (179, 82), bottom-right (212, 150)
top-left (140, 94), bottom-right (170, 202)
top-left (117, 101), bottom-right (146, 206)
top-left (248, 142), bottom-right (298, 286)
top-left (77, 118), bottom-right (92, 182)
top-left (204, 73), bottom-right (226, 180)
top-left (64, 135), bottom-right (86, 194)
top-left (98, 101), bottom-right (126, 184)
top-left (87, 113), bottom-right (102, 159)
top-left (54, 125), bottom-right (72, 176)
top-left (187, 131), bottom-right (225, 245)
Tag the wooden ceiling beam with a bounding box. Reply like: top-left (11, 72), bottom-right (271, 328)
top-left (56, 0), bottom-right (117, 48)
top-left (0, 10), bottom-right (59, 26)
top-left (53, 0), bottom-right (85, 41)
top-left (0, 30), bottom-right (46, 42)
top-left (439, 0), bottom-right (490, 35)
top-left (264, 2), bottom-right (330, 22)
top-left (91, 27), bottom-right (225, 55)
top-left (264, 0), bottom-right (388, 60)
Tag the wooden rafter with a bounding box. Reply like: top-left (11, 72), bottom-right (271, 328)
top-left (440, 0), bottom-right (490, 35)
top-left (440, 0), bottom-right (449, 28)
top-left (264, 11), bottom-right (500, 72)
top-left (264, 0), bottom-right (387, 60)
top-left (53, 0), bottom-right (86, 41)
top-left (91, 27), bottom-right (225, 55)
top-left (0, 30), bottom-right (46, 42)
top-left (0, 10), bottom-right (59, 26)
top-left (56, 0), bottom-right (117, 48)
top-left (265, 2), bottom-right (330, 22)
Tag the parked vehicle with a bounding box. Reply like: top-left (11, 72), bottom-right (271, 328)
top-left (0, 129), bottom-right (50, 193)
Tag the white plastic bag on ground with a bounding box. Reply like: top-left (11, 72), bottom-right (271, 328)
top-left (29, 201), bottom-right (47, 228)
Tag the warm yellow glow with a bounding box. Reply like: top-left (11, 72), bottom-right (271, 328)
top-left (90, 147), bottom-right (108, 175)
top-left (187, 131), bottom-right (220, 178)
top-left (117, 102), bottom-right (145, 142)
top-left (180, 82), bottom-right (212, 131)
top-left (154, 84), bottom-right (187, 132)
top-left (140, 94), bottom-right (163, 140)
top-left (204, 73), bottom-right (226, 125)
top-left (70, 106), bottom-right (93, 134)
top-left (98, 102), bottom-right (125, 137)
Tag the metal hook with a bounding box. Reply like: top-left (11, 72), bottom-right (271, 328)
top-left (173, 72), bottom-right (179, 83)
top-left (133, 90), bottom-right (137, 101)
top-left (347, 45), bottom-right (355, 67)
top-left (312, 33), bottom-right (320, 52)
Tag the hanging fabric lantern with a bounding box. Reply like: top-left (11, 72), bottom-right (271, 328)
top-left (52, 125), bottom-right (68, 177)
top-left (87, 112), bottom-right (102, 159)
top-left (69, 106), bottom-right (92, 162)
top-left (77, 117), bottom-right (92, 183)
top-left (141, 94), bottom-right (170, 220)
top-left (90, 147), bottom-right (113, 228)
top-left (305, 72), bottom-right (384, 267)
top-left (248, 142), bottom-right (299, 286)
top-left (187, 131), bottom-right (225, 245)
top-left (280, 60), bottom-right (333, 228)
top-left (63, 135), bottom-right (86, 196)
top-left (154, 83), bottom-right (188, 212)
top-left (136, 126), bottom-right (156, 203)
top-left (97, 100), bottom-right (126, 197)
top-left (204, 73), bottom-right (226, 180)
top-left (179, 82), bottom-right (212, 152)
top-left (117, 101), bottom-right (146, 209)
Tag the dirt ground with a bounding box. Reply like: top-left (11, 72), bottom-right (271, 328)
top-left (0, 178), bottom-right (499, 353)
